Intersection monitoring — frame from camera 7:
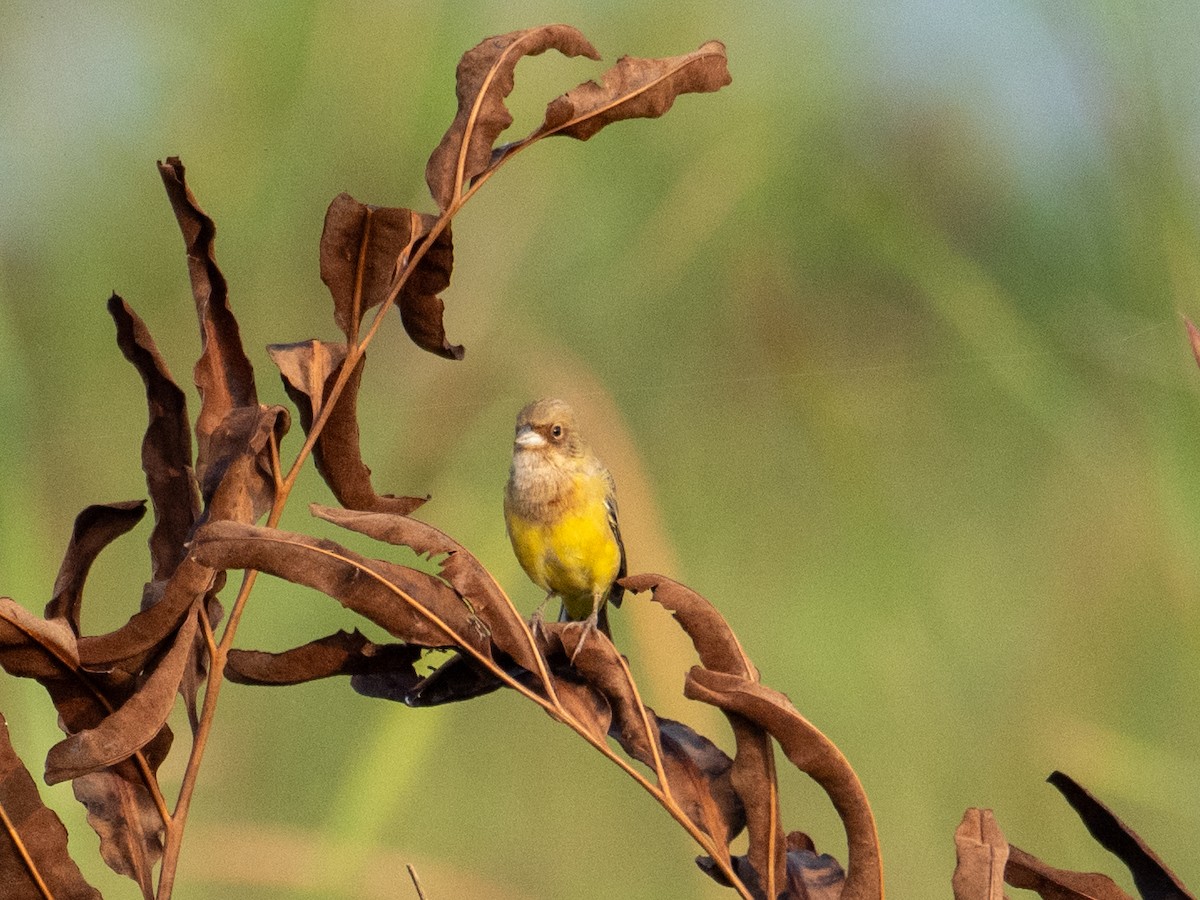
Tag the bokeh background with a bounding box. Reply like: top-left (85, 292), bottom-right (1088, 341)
top-left (3, 1), bottom-right (1199, 897)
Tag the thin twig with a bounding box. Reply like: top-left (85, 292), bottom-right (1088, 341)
top-left (158, 575), bottom-right (259, 898)
top-left (406, 864), bottom-right (428, 900)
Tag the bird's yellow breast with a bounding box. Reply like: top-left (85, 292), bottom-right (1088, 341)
top-left (505, 471), bottom-right (621, 618)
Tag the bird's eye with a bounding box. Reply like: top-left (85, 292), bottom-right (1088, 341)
top-left (550, 424), bottom-right (563, 439)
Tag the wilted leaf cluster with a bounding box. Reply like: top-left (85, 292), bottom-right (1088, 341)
top-left (0, 21), bottom-right (1192, 900)
top-left (1, 154), bottom-right (285, 900)
top-left (954, 773), bottom-right (1193, 900)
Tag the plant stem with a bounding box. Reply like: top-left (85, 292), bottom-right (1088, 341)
top-left (406, 864), bottom-right (428, 900)
top-left (154, 125), bottom-right (743, 899)
top-left (155, 205), bottom-right (445, 898)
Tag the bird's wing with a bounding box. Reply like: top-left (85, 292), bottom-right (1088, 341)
top-left (604, 469), bottom-right (626, 608)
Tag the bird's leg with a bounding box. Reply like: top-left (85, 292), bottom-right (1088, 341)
top-left (529, 592), bottom-right (555, 638)
top-left (569, 592), bottom-right (604, 663)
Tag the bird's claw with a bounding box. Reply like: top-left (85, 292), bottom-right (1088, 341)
top-left (528, 608), bottom-right (547, 639)
top-left (569, 613), bottom-right (600, 664)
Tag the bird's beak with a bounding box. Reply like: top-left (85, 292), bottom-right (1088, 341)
top-left (514, 425), bottom-right (545, 449)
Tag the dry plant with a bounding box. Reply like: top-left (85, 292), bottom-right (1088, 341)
top-left (0, 23), bottom-right (1193, 900)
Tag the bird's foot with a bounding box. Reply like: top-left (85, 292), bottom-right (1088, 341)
top-left (569, 612), bottom-right (601, 664)
top-left (528, 594), bottom-right (554, 639)
top-left (528, 608), bottom-right (546, 639)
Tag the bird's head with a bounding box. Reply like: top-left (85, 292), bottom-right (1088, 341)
top-left (513, 398), bottom-right (584, 458)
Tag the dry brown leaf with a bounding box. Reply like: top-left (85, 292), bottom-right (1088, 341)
top-left (686, 668), bottom-right (882, 900)
top-left (157, 157), bottom-right (257, 473)
top-left (108, 295), bottom-right (199, 580)
top-left (425, 25), bottom-right (600, 209)
top-left (544, 621), bottom-right (661, 769)
top-left (539, 40), bottom-right (732, 142)
top-left (1046, 771), bottom-right (1192, 900)
top-left (320, 195), bottom-right (416, 339)
top-left (400, 651), bottom-right (510, 706)
top-left (226, 629), bottom-right (422, 688)
top-left (72, 757), bottom-right (166, 900)
top-left (44, 502), bottom-right (147, 634)
top-left (623, 574), bottom-right (756, 678)
top-left (1005, 844), bottom-right (1132, 900)
top-left (269, 343), bottom-right (427, 514)
top-left (269, 339), bottom-right (346, 421)
top-left (312, 505), bottom-right (536, 672)
top-left (619, 577), bottom-right (786, 900)
top-left (784, 830), bottom-right (847, 900)
top-left (396, 215), bottom-right (458, 360)
top-left (189, 520), bottom-right (485, 654)
top-left (658, 717), bottom-right (744, 847)
top-left (549, 675), bottom-right (613, 744)
top-left (45, 604), bottom-right (198, 784)
top-left (0, 713), bottom-right (100, 900)
top-left (0, 598), bottom-right (81, 676)
top-left (0, 598), bottom-right (169, 895)
top-left (198, 404), bottom-right (288, 526)
top-left (728, 709), bottom-right (786, 900)
top-left (319, 195), bottom-right (460, 359)
top-left (77, 556), bottom-right (216, 671)
top-left (953, 809), bottom-right (1009, 900)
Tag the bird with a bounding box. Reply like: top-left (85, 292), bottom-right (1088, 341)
top-left (503, 398), bottom-right (625, 653)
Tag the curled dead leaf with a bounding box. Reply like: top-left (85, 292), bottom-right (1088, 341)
top-left (72, 757), bottom-right (166, 900)
top-left (198, 404), bottom-right (289, 526)
top-left (953, 809), bottom-right (1008, 900)
top-left (319, 195), bottom-right (460, 359)
top-left (543, 621), bottom-right (661, 770)
top-left (77, 556), bottom-right (216, 672)
top-left (189, 520), bottom-right (486, 654)
top-left (45, 502), bottom-right (147, 634)
top-left (685, 668), bottom-right (882, 900)
top-left (157, 157), bottom-right (257, 473)
top-left (539, 40), bottom-right (732, 142)
top-left (658, 717), bottom-right (745, 847)
top-left (1047, 771), bottom-right (1192, 900)
top-left (45, 605), bottom-right (198, 784)
top-left (269, 343), bottom-right (427, 514)
top-left (784, 830), bottom-right (846, 900)
top-left (0, 597), bottom-right (170, 894)
top-left (623, 573), bottom-right (756, 679)
top-left (1005, 844), bottom-right (1133, 900)
top-left (109, 295), bottom-right (199, 580)
top-left (425, 25), bottom-right (600, 209)
top-left (0, 713), bottom-right (100, 900)
top-left (226, 629), bottom-right (422, 688)
top-left (312, 505), bottom-right (537, 673)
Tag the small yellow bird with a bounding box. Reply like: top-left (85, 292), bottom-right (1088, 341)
top-left (504, 398), bottom-right (625, 645)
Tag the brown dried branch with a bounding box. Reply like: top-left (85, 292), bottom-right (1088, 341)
top-left (0, 23), bottom-right (748, 900)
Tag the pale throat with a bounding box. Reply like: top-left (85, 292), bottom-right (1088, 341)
top-left (509, 449), bottom-right (578, 513)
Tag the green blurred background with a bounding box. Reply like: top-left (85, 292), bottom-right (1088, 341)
top-left (3, 0), bottom-right (1199, 897)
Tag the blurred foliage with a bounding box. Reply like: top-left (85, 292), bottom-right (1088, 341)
top-left (2, 0), bottom-right (1199, 897)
